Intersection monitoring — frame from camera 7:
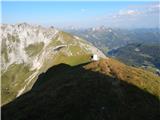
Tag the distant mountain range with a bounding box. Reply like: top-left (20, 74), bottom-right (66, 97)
top-left (65, 27), bottom-right (160, 51)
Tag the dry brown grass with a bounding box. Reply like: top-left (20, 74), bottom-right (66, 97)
top-left (84, 58), bottom-right (160, 98)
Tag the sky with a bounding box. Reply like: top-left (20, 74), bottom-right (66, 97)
top-left (1, 1), bottom-right (160, 28)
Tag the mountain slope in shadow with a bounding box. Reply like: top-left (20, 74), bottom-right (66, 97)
top-left (2, 62), bottom-right (160, 120)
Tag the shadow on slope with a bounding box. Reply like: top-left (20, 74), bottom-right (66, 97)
top-left (2, 63), bottom-right (160, 120)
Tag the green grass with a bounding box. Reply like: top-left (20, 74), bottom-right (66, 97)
top-left (1, 40), bottom-right (9, 63)
top-left (1, 63), bottom-right (35, 105)
top-left (44, 31), bottom-right (92, 69)
top-left (25, 42), bottom-right (44, 57)
top-left (53, 53), bottom-right (91, 66)
top-left (48, 35), bottom-right (63, 47)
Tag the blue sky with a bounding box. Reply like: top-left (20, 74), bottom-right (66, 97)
top-left (2, 1), bottom-right (160, 28)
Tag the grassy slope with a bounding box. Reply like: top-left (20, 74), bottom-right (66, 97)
top-left (1, 31), bottom-right (93, 106)
top-left (84, 58), bottom-right (160, 98)
top-left (25, 42), bottom-right (44, 57)
top-left (40, 31), bottom-right (93, 71)
top-left (1, 63), bottom-right (35, 105)
top-left (2, 62), bottom-right (160, 120)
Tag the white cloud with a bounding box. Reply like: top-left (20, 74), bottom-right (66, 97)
top-left (118, 9), bottom-right (141, 16)
top-left (112, 3), bottom-right (159, 19)
top-left (111, 9), bottom-right (141, 19)
top-left (94, 2), bottom-right (159, 28)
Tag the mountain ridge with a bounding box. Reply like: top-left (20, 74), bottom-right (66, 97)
top-left (84, 58), bottom-right (160, 97)
top-left (2, 60), bottom-right (160, 120)
top-left (1, 23), bottom-right (106, 105)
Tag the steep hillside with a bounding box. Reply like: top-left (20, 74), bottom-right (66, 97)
top-left (1, 23), bottom-right (106, 105)
top-left (108, 43), bottom-right (160, 73)
top-left (84, 58), bottom-right (160, 98)
top-left (2, 60), bottom-right (160, 120)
